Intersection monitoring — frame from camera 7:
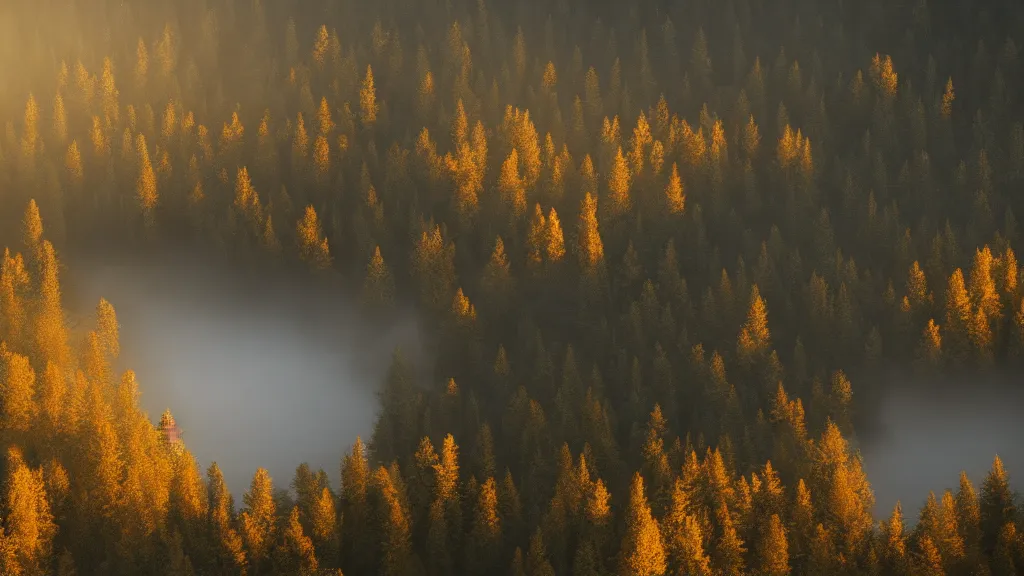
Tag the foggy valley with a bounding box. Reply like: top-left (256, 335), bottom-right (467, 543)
top-left (861, 377), bottom-right (1024, 522)
top-left (3, 0), bottom-right (1024, 571)
top-left (64, 250), bottom-right (422, 497)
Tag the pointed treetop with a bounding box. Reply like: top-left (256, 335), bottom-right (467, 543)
top-left (737, 285), bottom-right (771, 359)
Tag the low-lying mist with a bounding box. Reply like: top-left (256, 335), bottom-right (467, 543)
top-left (860, 376), bottom-right (1024, 521)
top-left (65, 249), bottom-right (421, 497)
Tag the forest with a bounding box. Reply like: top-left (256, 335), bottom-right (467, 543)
top-left (0, 0), bottom-right (1022, 573)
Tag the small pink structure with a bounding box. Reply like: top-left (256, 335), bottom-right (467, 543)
top-left (158, 410), bottom-right (182, 445)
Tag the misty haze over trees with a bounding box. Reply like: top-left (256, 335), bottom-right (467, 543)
top-left (0, 0), bottom-right (1023, 573)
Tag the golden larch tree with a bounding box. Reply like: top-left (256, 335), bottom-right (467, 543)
top-left (628, 113), bottom-right (652, 175)
top-left (5, 450), bottom-right (56, 574)
top-left (0, 349), bottom-right (36, 434)
top-left (360, 65), bottom-right (378, 127)
top-left (607, 146), bottom-right (632, 217)
top-left (526, 205), bottom-right (547, 267)
top-left (577, 193), bottom-right (604, 270)
top-left (944, 269), bottom-right (972, 362)
top-left (297, 205), bottom-right (332, 270)
top-left (742, 115), bottom-right (761, 159)
top-left (665, 162), bottom-right (685, 215)
top-left (20, 94), bottom-right (39, 174)
top-left (916, 319), bottom-right (943, 370)
top-left (312, 25), bottom-right (330, 68)
top-left (276, 507), bottom-right (319, 574)
top-left (135, 134), bottom-right (158, 223)
top-left (100, 57), bottom-right (119, 124)
top-left (941, 78), bottom-right (955, 118)
top-left (969, 246), bottom-right (1000, 320)
top-left (52, 94), bottom-right (67, 145)
top-left (546, 208), bottom-right (566, 263)
top-left (22, 199), bottom-right (43, 264)
top-left (35, 241), bottom-right (69, 369)
top-left (317, 97), bottom-right (334, 136)
top-left (0, 250), bottom-right (29, 346)
top-left (499, 149), bottom-right (527, 218)
top-left (313, 135), bottom-right (331, 182)
top-left (310, 486), bottom-right (337, 562)
top-left (65, 141), bottom-right (83, 185)
top-left (156, 24), bottom-right (177, 76)
top-left (91, 116), bottom-right (108, 159)
top-left (134, 37), bottom-right (148, 90)
top-left (240, 468), bottom-right (276, 570)
top-left (161, 101), bottom-right (177, 141)
top-left (737, 285), bottom-right (772, 361)
top-left (619, 472), bottom-right (667, 576)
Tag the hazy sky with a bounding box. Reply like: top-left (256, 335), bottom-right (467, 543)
top-left (65, 250), bottom-right (420, 497)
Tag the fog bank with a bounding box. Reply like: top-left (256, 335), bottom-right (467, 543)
top-left (65, 251), bottom-right (420, 498)
top-left (860, 378), bottom-right (1024, 521)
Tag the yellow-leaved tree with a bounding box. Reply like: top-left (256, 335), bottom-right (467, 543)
top-left (297, 205), bottom-right (332, 270)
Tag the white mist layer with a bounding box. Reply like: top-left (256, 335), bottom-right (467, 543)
top-left (861, 380), bottom-right (1024, 521)
top-left (66, 252), bottom-right (418, 497)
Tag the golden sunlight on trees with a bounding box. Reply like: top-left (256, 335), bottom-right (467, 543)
top-left (0, 1), bottom-right (1022, 574)
top-left (297, 205), bottom-right (331, 270)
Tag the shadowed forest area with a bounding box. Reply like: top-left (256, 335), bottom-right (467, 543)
top-left (0, 0), bottom-right (1024, 574)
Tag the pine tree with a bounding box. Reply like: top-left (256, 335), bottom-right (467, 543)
top-left (136, 134), bottom-right (158, 225)
top-left (916, 319), bottom-right (943, 370)
top-left (663, 478), bottom-right (711, 576)
top-left (756, 513), bottom-right (789, 576)
top-left (941, 78), bottom-right (955, 118)
top-left (0, 349), bottom-right (36, 435)
top-left (34, 241), bottom-right (68, 370)
top-left (240, 468), bottom-right (276, 571)
top-left (980, 456), bottom-right (1015, 555)
top-left (5, 450), bottom-right (57, 575)
top-left (712, 501), bottom-right (746, 576)
top-left (546, 208), bottom-right (566, 263)
top-left (341, 437), bottom-right (371, 572)
top-left (100, 57), bottom-right (119, 124)
top-left (21, 94), bottom-right (39, 173)
top-left (881, 501), bottom-right (908, 575)
top-left (526, 528), bottom-right (555, 576)
top-left (944, 269), bottom-right (972, 363)
top-left (273, 507), bottom-right (319, 574)
top-left (363, 246), bottom-right (395, 311)
top-left (297, 205), bottom-right (331, 270)
top-left (607, 147), bottom-right (632, 218)
top-left (738, 285), bottom-right (771, 362)
top-left (309, 486), bottom-right (338, 565)
top-left (207, 463), bottom-right (246, 573)
top-left (911, 536), bottom-right (945, 576)
top-left (664, 163), bottom-right (685, 215)
top-left (955, 471), bottom-right (982, 560)
top-left (620, 472), bottom-right (667, 576)
top-left (360, 66), bottom-right (378, 127)
top-left (65, 141), bottom-right (83, 185)
top-left (499, 149), bottom-right (527, 218)
top-left (467, 477), bottom-right (501, 573)
top-left (0, 250), bottom-right (29, 346)
top-left (52, 94), bottom-right (67, 145)
top-left (22, 199), bottom-right (43, 265)
top-left (577, 193), bottom-right (604, 270)
top-left (371, 466), bottom-right (412, 576)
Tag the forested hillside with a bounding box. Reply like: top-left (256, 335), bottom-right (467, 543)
top-left (0, 0), bottom-right (1022, 573)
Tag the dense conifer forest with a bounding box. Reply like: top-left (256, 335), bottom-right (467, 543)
top-left (0, 0), bottom-right (1023, 573)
